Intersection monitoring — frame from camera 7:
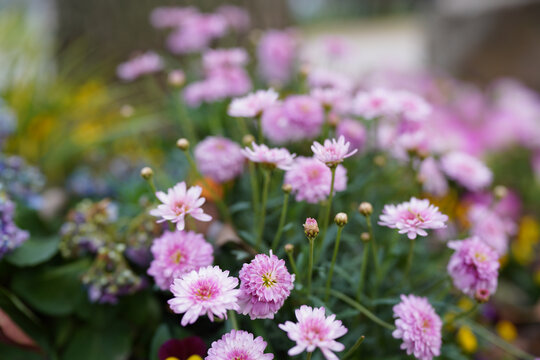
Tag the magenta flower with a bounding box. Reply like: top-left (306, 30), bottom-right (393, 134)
top-left (168, 265), bottom-right (239, 326)
top-left (257, 29), bottom-right (297, 85)
top-left (440, 152), bottom-right (493, 192)
top-left (194, 136), bottom-right (244, 183)
top-left (392, 294), bottom-right (442, 360)
top-left (228, 89), bottom-right (279, 118)
top-left (336, 118), bottom-right (366, 152)
top-left (238, 251), bottom-right (295, 319)
top-left (241, 143), bottom-right (295, 170)
top-left (284, 157), bottom-right (347, 204)
top-left (311, 136), bottom-right (358, 167)
top-left (147, 230), bottom-right (214, 291)
top-left (117, 51), bottom-right (163, 82)
top-left (279, 305), bottom-right (347, 360)
top-left (378, 197), bottom-right (448, 239)
top-left (447, 237), bottom-right (499, 302)
top-left (149, 182), bottom-right (212, 231)
top-left (206, 330), bottom-right (274, 360)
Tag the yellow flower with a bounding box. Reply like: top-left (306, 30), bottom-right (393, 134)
top-left (512, 216), bottom-right (540, 265)
top-left (496, 320), bottom-right (517, 342)
top-left (457, 326), bottom-right (477, 353)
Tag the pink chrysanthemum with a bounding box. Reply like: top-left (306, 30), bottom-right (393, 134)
top-left (352, 88), bottom-right (398, 119)
top-left (468, 205), bottom-right (516, 255)
top-left (241, 143), bottom-right (295, 170)
top-left (311, 136), bottom-right (358, 167)
top-left (284, 157), bottom-right (347, 203)
top-left (392, 294), bottom-right (442, 360)
top-left (336, 118), bottom-right (366, 152)
top-left (279, 305), bottom-right (347, 360)
top-left (194, 136), bottom-right (244, 183)
top-left (238, 251), bottom-right (295, 319)
top-left (206, 330), bottom-right (274, 360)
top-left (257, 29), bottom-right (297, 85)
top-left (150, 182), bottom-right (212, 231)
top-left (147, 230), bottom-right (214, 291)
top-left (440, 152), bottom-right (493, 192)
top-left (378, 197), bottom-right (448, 239)
top-left (168, 265), bottom-right (239, 326)
top-left (447, 237), bottom-right (499, 302)
top-left (117, 51), bottom-right (163, 82)
top-left (228, 89), bottom-right (279, 118)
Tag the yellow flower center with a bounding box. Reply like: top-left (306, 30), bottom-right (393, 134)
top-left (475, 252), bottom-right (487, 262)
top-left (171, 250), bottom-right (183, 264)
top-left (262, 272), bottom-right (276, 288)
top-left (187, 356), bottom-right (203, 360)
top-left (165, 357), bottom-right (180, 360)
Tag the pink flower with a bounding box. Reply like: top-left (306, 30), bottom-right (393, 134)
top-left (166, 13), bottom-right (227, 54)
top-left (468, 205), bottom-right (516, 255)
top-left (147, 230), bottom-right (214, 291)
top-left (352, 88), bottom-right (398, 119)
top-left (203, 48), bottom-right (248, 71)
top-left (194, 136), bottom-right (244, 183)
top-left (260, 105), bottom-right (291, 144)
top-left (279, 305), bottom-right (347, 360)
top-left (206, 330), bottom-right (273, 360)
top-left (307, 68), bottom-right (354, 92)
top-left (418, 157), bottom-right (448, 197)
top-left (310, 88), bottom-right (351, 113)
top-left (168, 265), bottom-right (239, 326)
top-left (440, 152), bottom-right (493, 192)
top-left (257, 29), bottom-right (297, 85)
top-left (238, 251), bottom-right (295, 319)
top-left (117, 51), bottom-right (163, 81)
top-left (447, 237), bottom-right (499, 302)
top-left (394, 90), bottom-right (432, 121)
top-left (392, 294), bottom-right (442, 360)
top-left (336, 119), bottom-right (366, 152)
top-left (228, 89), bottom-right (279, 118)
top-left (378, 197), bottom-right (448, 239)
top-left (284, 157), bottom-right (347, 203)
top-left (150, 182), bottom-right (212, 231)
top-left (241, 143), bottom-right (295, 170)
top-left (215, 5), bottom-right (251, 32)
top-left (150, 6), bottom-right (198, 28)
top-left (311, 136), bottom-right (358, 167)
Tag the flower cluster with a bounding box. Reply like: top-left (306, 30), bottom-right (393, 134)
top-left (0, 190), bottom-right (29, 259)
top-left (0, 154), bottom-right (45, 206)
top-left (194, 136), bottom-right (245, 183)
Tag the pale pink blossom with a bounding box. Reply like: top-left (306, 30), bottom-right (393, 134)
top-left (307, 68), bottom-right (354, 92)
top-left (117, 51), bottom-right (163, 82)
top-left (418, 157), bottom-right (448, 197)
top-left (336, 118), bottom-right (366, 152)
top-left (228, 89), bottom-right (279, 118)
top-left (257, 29), bottom-right (297, 85)
top-left (203, 48), bottom-right (248, 71)
top-left (241, 143), bottom-right (295, 170)
top-left (150, 6), bottom-right (198, 28)
top-left (311, 136), bottom-right (357, 167)
top-left (194, 136), bottom-right (244, 183)
top-left (468, 205), bottom-right (516, 255)
top-left (206, 330), bottom-right (273, 360)
top-left (215, 5), bottom-right (251, 32)
top-left (166, 13), bottom-right (227, 54)
top-left (440, 152), bottom-right (493, 192)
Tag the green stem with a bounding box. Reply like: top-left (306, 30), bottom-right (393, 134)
top-left (256, 169), bottom-right (271, 249)
top-left (257, 116), bottom-right (263, 144)
top-left (357, 240), bottom-right (370, 300)
top-left (405, 238), bottom-right (416, 277)
top-left (306, 352), bottom-right (312, 360)
top-left (228, 310), bottom-right (239, 330)
top-left (366, 216), bottom-right (380, 278)
top-left (271, 192), bottom-right (289, 252)
top-left (319, 166), bottom-right (336, 250)
top-left (176, 94), bottom-right (197, 142)
top-left (307, 239), bottom-right (314, 297)
top-left (325, 225), bottom-right (343, 301)
top-left (248, 162), bottom-right (260, 232)
top-left (144, 177), bottom-right (158, 197)
top-left (342, 335), bottom-right (366, 360)
top-left (286, 249), bottom-right (300, 281)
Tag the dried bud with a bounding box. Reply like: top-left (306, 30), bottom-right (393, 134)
top-left (358, 202), bottom-right (373, 217)
top-left (334, 212), bottom-right (348, 227)
top-left (176, 138), bottom-right (190, 151)
top-left (282, 184), bottom-right (293, 194)
top-left (140, 167), bottom-right (153, 180)
top-left (242, 134), bottom-right (255, 147)
top-left (284, 243), bottom-right (294, 253)
top-left (303, 218), bottom-right (319, 241)
top-left (494, 185), bottom-right (508, 201)
top-left (361, 232), bottom-right (370, 242)
top-left (168, 70), bottom-right (186, 87)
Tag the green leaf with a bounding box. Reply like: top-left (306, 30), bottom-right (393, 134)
top-left (0, 342), bottom-right (45, 360)
top-left (61, 323), bottom-right (132, 360)
top-left (11, 259), bottom-right (90, 316)
top-left (6, 236), bottom-right (60, 267)
top-left (149, 324), bottom-right (172, 360)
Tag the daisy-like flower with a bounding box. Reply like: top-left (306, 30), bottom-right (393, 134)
top-left (241, 143), bottom-right (295, 170)
top-left (168, 265), bottom-right (240, 326)
top-left (447, 237), bottom-right (499, 302)
top-left (311, 136), bottom-right (357, 167)
top-left (228, 89), bottom-right (279, 118)
top-left (392, 294), bottom-right (442, 360)
top-left (206, 330), bottom-right (274, 360)
top-left (279, 305), bottom-right (347, 360)
top-left (150, 182), bottom-right (212, 231)
top-left (194, 136), bottom-right (244, 183)
top-left (440, 152), bottom-right (493, 192)
top-left (284, 157), bottom-right (347, 204)
top-left (238, 251), bottom-right (295, 319)
top-left (147, 230), bottom-right (214, 290)
top-left (378, 197), bottom-right (448, 239)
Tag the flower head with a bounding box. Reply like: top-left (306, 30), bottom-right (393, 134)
top-left (194, 136), bottom-right (244, 183)
top-left (378, 197), bottom-right (448, 239)
top-left (206, 330), bottom-right (274, 360)
top-left (468, 205), bottom-right (516, 255)
top-left (257, 29), bottom-right (297, 85)
top-left (150, 182), bottom-right (212, 231)
top-left (336, 118), bottom-right (366, 152)
top-left (279, 305), bottom-right (347, 360)
top-left (311, 136), bottom-right (357, 167)
top-left (304, 218), bottom-right (319, 240)
top-left (168, 265), bottom-right (239, 326)
top-left (238, 251), bottom-right (295, 319)
top-left (148, 230), bottom-right (214, 290)
top-left (447, 237), bottom-right (499, 302)
top-left (228, 89), bottom-right (279, 118)
top-left (241, 143), bottom-right (295, 170)
top-left (117, 51), bottom-right (163, 82)
top-left (392, 294), bottom-right (442, 360)
top-left (284, 157), bottom-right (347, 203)
top-left (440, 152), bottom-right (492, 192)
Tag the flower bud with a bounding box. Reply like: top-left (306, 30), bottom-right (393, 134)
top-left (176, 138), bottom-right (190, 151)
top-left (284, 243), bottom-right (294, 253)
top-left (374, 155), bottom-right (386, 167)
top-left (168, 70), bottom-right (185, 87)
top-left (475, 288), bottom-right (490, 303)
top-left (334, 212), bottom-right (348, 227)
top-left (242, 134), bottom-right (255, 147)
top-left (140, 167), bottom-right (153, 180)
top-left (358, 202), bottom-right (373, 217)
top-left (282, 184), bottom-right (292, 194)
top-left (303, 218), bottom-right (319, 241)
top-left (494, 185), bottom-right (508, 201)
top-left (360, 232), bottom-right (370, 242)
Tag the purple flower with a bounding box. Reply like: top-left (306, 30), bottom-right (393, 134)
top-left (0, 192), bottom-right (29, 259)
top-left (194, 136), bottom-right (244, 183)
top-left (206, 330), bottom-right (273, 360)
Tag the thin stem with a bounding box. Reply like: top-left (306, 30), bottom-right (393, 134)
top-left (175, 94), bottom-right (197, 142)
top-left (342, 335), bottom-right (366, 360)
top-left (325, 225), bottom-right (343, 301)
top-left (256, 116), bottom-right (263, 144)
top-left (286, 249), bottom-right (300, 281)
top-left (228, 310), bottom-right (239, 330)
top-left (271, 191), bottom-right (290, 251)
top-left (144, 177), bottom-right (158, 197)
top-left (357, 240), bottom-right (370, 300)
top-left (307, 239), bottom-right (314, 297)
top-left (405, 238), bottom-right (416, 277)
top-left (366, 216), bottom-right (380, 278)
top-left (256, 169), bottom-right (271, 249)
top-left (248, 162), bottom-right (260, 232)
top-left (319, 166), bottom-right (336, 249)
top-left (306, 352), bottom-right (312, 360)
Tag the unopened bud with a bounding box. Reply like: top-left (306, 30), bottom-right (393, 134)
top-left (494, 185), bottom-right (508, 200)
top-left (242, 134), bottom-right (255, 147)
top-left (140, 167), bottom-right (153, 180)
top-left (282, 184), bottom-right (293, 194)
top-left (361, 232), bottom-right (370, 242)
top-left (334, 212), bottom-right (348, 227)
top-left (303, 218), bottom-right (319, 240)
top-left (374, 155), bottom-right (386, 167)
top-left (475, 289), bottom-right (490, 303)
top-left (168, 70), bottom-right (186, 87)
top-left (176, 138), bottom-right (190, 151)
top-left (284, 244), bottom-right (294, 253)
top-left (358, 202), bottom-right (373, 217)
